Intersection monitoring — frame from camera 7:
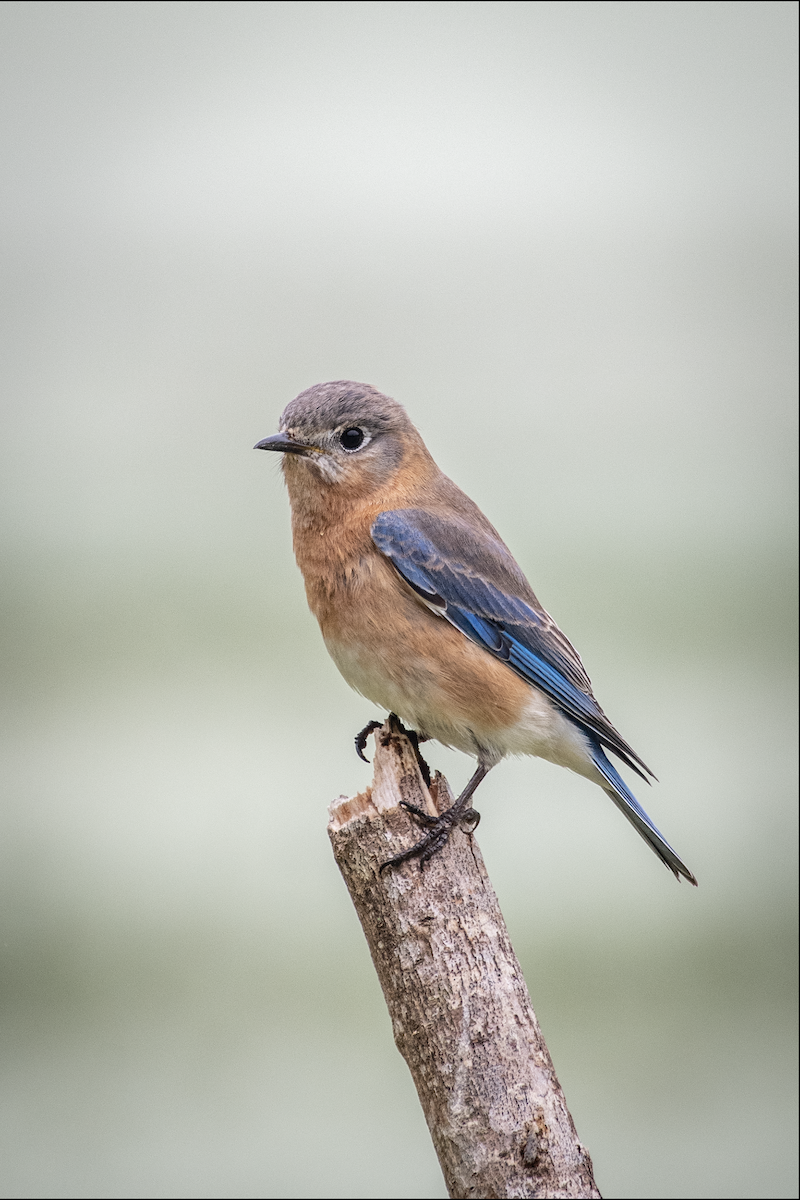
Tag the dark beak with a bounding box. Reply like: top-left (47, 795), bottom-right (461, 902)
top-left (253, 433), bottom-right (312, 455)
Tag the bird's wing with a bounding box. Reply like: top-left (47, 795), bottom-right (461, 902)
top-left (371, 507), bottom-right (654, 780)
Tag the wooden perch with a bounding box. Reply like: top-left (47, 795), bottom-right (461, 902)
top-left (328, 716), bottom-right (601, 1200)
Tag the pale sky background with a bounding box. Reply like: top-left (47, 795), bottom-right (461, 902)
top-left (0, 4), bottom-right (797, 1199)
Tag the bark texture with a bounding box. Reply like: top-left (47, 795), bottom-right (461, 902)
top-left (328, 716), bottom-right (601, 1200)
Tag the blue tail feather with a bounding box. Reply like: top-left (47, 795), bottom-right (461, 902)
top-left (589, 743), bottom-right (697, 885)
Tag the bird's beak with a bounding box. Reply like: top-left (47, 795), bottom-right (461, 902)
top-left (253, 433), bottom-right (313, 455)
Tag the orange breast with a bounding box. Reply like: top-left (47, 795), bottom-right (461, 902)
top-left (319, 552), bottom-right (532, 754)
top-left (281, 451), bottom-right (534, 755)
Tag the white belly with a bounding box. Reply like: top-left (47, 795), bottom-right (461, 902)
top-left (325, 632), bottom-right (601, 785)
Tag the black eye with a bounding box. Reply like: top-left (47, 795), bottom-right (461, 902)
top-left (339, 427), bottom-right (365, 451)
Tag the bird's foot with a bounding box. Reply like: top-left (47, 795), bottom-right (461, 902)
top-left (354, 720), bottom-right (383, 763)
top-left (354, 715), bottom-right (431, 784)
top-left (379, 794), bottom-right (481, 873)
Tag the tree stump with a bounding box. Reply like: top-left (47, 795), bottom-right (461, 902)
top-left (328, 715), bottom-right (601, 1200)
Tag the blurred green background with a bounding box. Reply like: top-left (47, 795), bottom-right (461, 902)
top-left (0, 3), bottom-right (796, 1197)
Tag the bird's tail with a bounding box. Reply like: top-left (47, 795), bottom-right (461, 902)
top-left (589, 743), bottom-right (697, 885)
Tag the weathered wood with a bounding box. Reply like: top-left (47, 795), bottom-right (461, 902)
top-left (328, 716), bottom-right (601, 1200)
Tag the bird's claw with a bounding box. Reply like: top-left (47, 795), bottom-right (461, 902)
top-left (354, 719), bottom-right (383, 763)
top-left (355, 716), bottom-right (431, 787)
top-left (458, 807), bottom-right (481, 833)
top-left (399, 799), bottom-right (440, 828)
top-left (380, 797), bottom-right (481, 874)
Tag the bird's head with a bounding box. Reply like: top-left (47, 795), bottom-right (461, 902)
top-left (255, 381), bottom-right (431, 502)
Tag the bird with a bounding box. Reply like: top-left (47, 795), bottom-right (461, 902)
top-left (255, 380), bottom-right (697, 885)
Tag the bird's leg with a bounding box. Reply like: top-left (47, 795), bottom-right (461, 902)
top-left (380, 760), bottom-right (491, 873)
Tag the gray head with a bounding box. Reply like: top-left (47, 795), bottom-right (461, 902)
top-left (255, 381), bottom-right (426, 488)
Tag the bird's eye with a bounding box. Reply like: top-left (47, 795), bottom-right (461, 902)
top-left (339, 427), bottom-right (365, 451)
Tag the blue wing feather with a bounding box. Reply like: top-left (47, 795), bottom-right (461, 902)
top-left (371, 508), bottom-right (698, 884)
top-left (372, 508), bottom-right (654, 781)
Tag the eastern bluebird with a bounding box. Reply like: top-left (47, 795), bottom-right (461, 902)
top-left (255, 381), bottom-right (697, 884)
